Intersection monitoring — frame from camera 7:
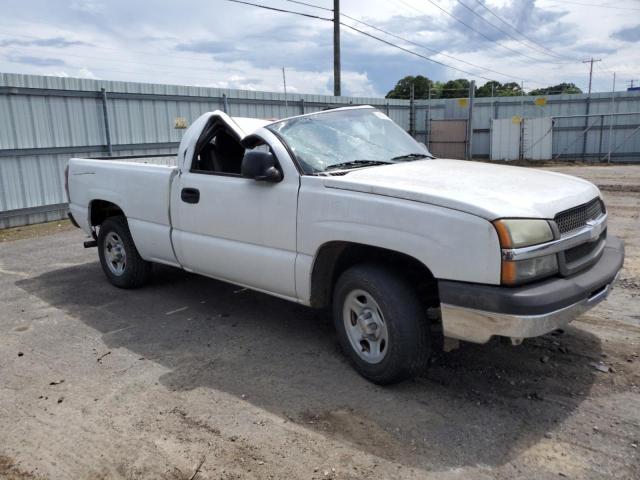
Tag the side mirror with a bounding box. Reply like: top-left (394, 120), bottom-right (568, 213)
top-left (241, 150), bottom-right (282, 183)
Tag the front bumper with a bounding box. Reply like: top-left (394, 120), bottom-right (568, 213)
top-left (439, 236), bottom-right (625, 344)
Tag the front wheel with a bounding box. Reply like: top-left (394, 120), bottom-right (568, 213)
top-left (97, 215), bottom-right (151, 288)
top-left (333, 263), bottom-right (431, 385)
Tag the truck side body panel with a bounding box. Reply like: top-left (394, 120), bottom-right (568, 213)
top-left (67, 158), bottom-right (180, 266)
top-left (170, 128), bottom-right (301, 299)
top-left (295, 176), bottom-right (502, 305)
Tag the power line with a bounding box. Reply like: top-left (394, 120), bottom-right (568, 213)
top-left (230, 0), bottom-right (495, 81)
top-left (225, 0), bottom-right (332, 21)
top-left (3, 1), bottom-right (595, 93)
top-left (339, 12), bottom-right (529, 82)
top-left (456, 0), bottom-right (576, 61)
top-left (455, 0), bottom-right (561, 60)
top-left (392, 0), bottom-right (425, 15)
top-left (422, 0), bottom-right (571, 65)
top-left (339, 22), bottom-right (493, 82)
top-left (2, 23), bottom-right (509, 88)
top-left (283, 0), bottom-right (547, 84)
top-left (231, 1), bottom-right (592, 88)
top-left (283, 0), bottom-right (332, 11)
top-left (472, 0), bottom-right (577, 61)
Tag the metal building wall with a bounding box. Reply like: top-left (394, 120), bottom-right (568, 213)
top-left (416, 92), bottom-right (640, 161)
top-left (1, 72), bottom-right (639, 228)
top-left (0, 73), bottom-right (409, 228)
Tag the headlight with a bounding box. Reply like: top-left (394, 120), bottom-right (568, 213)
top-left (493, 219), bottom-right (554, 248)
top-left (493, 219), bottom-right (558, 285)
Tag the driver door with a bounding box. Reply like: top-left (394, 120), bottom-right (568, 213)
top-left (170, 127), bottom-right (300, 299)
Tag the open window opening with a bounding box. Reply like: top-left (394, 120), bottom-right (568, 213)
top-left (191, 118), bottom-right (246, 175)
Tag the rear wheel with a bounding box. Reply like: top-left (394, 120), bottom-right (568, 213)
top-left (333, 263), bottom-right (431, 384)
top-left (97, 216), bottom-right (151, 288)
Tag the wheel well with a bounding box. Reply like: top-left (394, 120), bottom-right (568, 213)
top-left (90, 200), bottom-right (124, 227)
top-left (309, 242), bottom-right (439, 310)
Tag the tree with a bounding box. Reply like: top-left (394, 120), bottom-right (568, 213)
top-left (386, 77), bottom-right (471, 99)
top-left (387, 76), bottom-right (582, 100)
top-left (440, 78), bottom-right (470, 98)
top-left (498, 82), bottom-right (524, 96)
top-left (386, 75), bottom-right (436, 99)
top-left (476, 80), bottom-right (501, 97)
top-left (475, 80), bottom-right (524, 97)
top-left (528, 83), bottom-right (582, 96)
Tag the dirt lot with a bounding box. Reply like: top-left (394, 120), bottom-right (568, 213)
top-left (1, 165), bottom-right (638, 479)
top-left (0, 220), bottom-right (74, 243)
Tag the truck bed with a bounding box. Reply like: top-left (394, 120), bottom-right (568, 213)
top-left (67, 156), bottom-right (180, 267)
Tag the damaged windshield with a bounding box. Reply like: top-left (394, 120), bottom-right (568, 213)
top-left (267, 108), bottom-right (433, 174)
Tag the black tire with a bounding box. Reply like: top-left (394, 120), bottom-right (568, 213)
top-left (97, 215), bottom-right (151, 288)
top-left (333, 263), bottom-right (431, 385)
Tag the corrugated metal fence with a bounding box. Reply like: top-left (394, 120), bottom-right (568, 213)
top-left (1, 72), bottom-right (639, 228)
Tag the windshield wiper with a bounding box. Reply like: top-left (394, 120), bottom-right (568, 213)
top-left (389, 153), bottom-right (432, 161)
top-left (324, 160), bottom-right (392, 171)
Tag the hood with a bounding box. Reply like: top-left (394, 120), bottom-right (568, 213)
top-left (322, 159), bottom-right (601, 220)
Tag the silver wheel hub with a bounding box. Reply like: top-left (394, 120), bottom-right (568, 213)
top-left (104, 231), bottom-right (127, 276)
top-left (343, 289), bottom-right (389, 364)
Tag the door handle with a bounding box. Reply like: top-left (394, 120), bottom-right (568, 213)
top-left (181, 187), bottom-right (200, 204)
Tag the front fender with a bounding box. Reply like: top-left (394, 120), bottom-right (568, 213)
top-left (296, 177), bottom-right (501, 303)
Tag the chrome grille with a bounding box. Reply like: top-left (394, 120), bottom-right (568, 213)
top-left (554, 198), bottom-right (604, 235)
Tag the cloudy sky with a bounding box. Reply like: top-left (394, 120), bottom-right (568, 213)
top-left (0, 0), bottom-right (638, 97)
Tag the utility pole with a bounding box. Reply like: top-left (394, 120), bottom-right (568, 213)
top-left (519, 81), bottom-right (525, 161)
top-left (581, 58), bottom-right (600, 160)
top-left (582, 58), bottom-right (601, 95)
top-left (282, 67), bottom-right (289, 117)
top-left (409, 82), bottom-right (415, 137)
top-left (426, 85), bottom-right (431, 147)
top-left (467, 80), bottom-right (475, 161)
top-left (607, 72), bottom-right (616, 164)
top-left (333, 0), bottom-right (341, 96)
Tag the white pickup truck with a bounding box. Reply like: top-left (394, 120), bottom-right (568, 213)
top-left (67, 106), bottom-right (624, 384)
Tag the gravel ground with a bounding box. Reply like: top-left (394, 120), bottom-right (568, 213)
top-left (0, 165), bottom-right (639, 480)
top-left (0, 220), bottom-right (74, 243)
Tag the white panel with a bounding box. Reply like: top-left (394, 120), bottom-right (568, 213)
top-left (523, 117), bottom-right (553, 161)
top-left (172, 230), bottom-right (297, 299)
top-left (490, 118), bottom-right (520, 161)
top-left (298, 176), bottom-right (503, 287)
top-left (127, 218), bottom-right (179, 267)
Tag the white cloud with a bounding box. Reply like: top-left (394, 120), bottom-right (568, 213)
top-left (0, 0), bottom-right (637, 96)
top-left (70, 0), bottom-right (104, 14)
top-left (342, 71), bottom-right (380, 97)
top-left (77, 67), bottom-right (96, 79)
